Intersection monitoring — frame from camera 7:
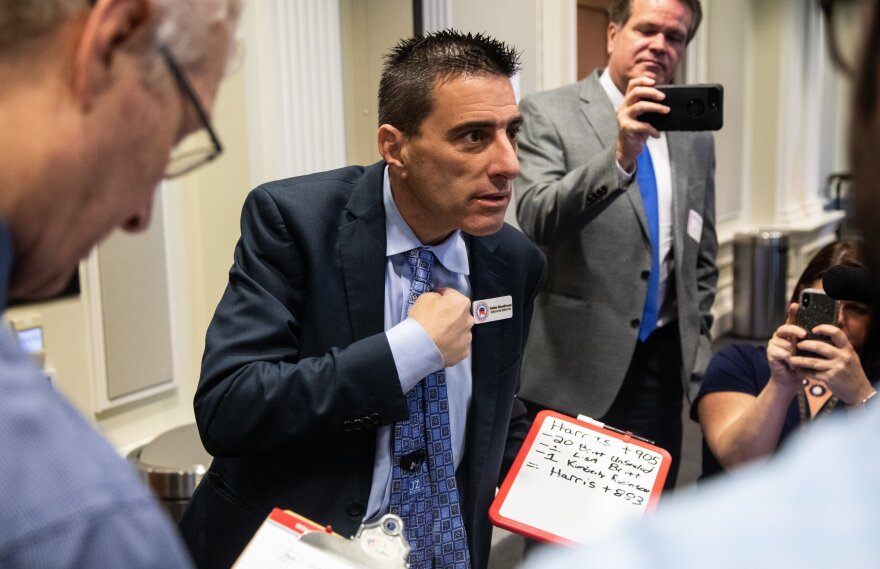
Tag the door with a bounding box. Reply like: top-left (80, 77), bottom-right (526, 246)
top-left (577, 0), bottom-right (612, 79)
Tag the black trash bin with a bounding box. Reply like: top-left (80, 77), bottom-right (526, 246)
top-left (128, 423), bottom-right (212, 523)
top-left (733, 231), bottom-right (790, 339)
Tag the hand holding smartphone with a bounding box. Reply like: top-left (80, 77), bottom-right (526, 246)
top-left (795, 288), bottom-right (839, 357)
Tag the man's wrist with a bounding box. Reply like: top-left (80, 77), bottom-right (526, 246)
top-left (615, 142), bottom-right (636, 174)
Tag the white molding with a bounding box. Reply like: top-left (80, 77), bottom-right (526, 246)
top-left (243, 1), bottom-right (346, 188)
top-left (86, 186), bottom-right (179, 414)
top-left (538, 0), bottom-right (576, 92)
top-left (423, 0), bottom-right (453, 33)
top-left (710, 275), bottom-right (734, 338)
top-left (84, 248), bottom-right (107, 413)
top-left (685, 0), bottom-right (709, 83)
top-left (773, 0), bottom-right (826, 224)
top-left (772, 0), bottom-right (799, 222)
top-left (739, 0), bottom-right (755, 227)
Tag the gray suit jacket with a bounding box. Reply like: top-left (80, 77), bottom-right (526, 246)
top-left (514, 70), bottom-right (718, 418)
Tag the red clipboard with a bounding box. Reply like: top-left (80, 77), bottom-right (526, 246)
top-left (490, 410), bottom-right (671, 544)
top-left (266, 508), bottom-right (338, 536)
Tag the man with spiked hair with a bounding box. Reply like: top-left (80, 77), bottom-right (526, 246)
top-left (0, 0), bottom-right (241, 567)
top-left (181, 30), bottom-right (546, 569)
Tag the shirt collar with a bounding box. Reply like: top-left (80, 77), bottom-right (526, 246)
top-left (0, 217), bottom-right (13, 311)
top-left (599, 67), bottom-right (625, 111)
top-left (383, 166), bottom-right (470, 276)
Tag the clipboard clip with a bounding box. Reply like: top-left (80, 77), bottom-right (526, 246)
top-left (576, 414), bottom-right (656, 445)
top-left (299, 513), bottom-right (411, 568)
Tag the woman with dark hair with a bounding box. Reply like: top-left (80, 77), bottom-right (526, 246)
top-left (693, 240), bottom-right (878, 479)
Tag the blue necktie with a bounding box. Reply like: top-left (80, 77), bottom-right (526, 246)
top-left (636, 146), bottom-right (660, 342)
top-left (388, 248), bottom-right (471, 569)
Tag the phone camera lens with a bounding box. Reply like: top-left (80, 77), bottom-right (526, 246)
top-left (686, 98), bottom-right (705, 117)
top-left (802, 296), bottom-right (810, 306)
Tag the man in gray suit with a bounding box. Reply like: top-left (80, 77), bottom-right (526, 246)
top-left (515, 0), bottom-right (717, 488)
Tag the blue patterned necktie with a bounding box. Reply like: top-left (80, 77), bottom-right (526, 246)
top-left (637, 146), bottom-right (660, 342)
top-left (388, 247), bottom-right (471, 569)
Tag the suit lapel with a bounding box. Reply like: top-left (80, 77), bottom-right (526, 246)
top-left (338, 163), bottom-right (388, 340)
top-left (626, 173), bottom-right (651, 245)
top-left (579, 71), bottom-right (618, 149)
top-left (464, 235), bottom-right (508, 502)
top-left (667, 132), bottom-right (689, 263)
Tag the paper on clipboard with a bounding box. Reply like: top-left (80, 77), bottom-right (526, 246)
top-left (233, 509), bottom-right (356, 569)
top-left (489, 410), bottom-right (671, 544)
top-left (233, 509), bottom-right (410, 569)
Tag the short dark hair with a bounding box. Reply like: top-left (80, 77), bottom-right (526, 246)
top-left (378, 29), bottom-right (521, 136)
top-left (789, 240), bottom-right (866, 307)
top-left (608, 0), bottom-right (703, 44)
top-left (788, 239), bottom-right (878, 374)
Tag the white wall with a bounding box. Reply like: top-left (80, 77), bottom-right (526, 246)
top-left (340, 0), bottom-right (413, 166)
top-left (452, 0), bottom-right (540, 98)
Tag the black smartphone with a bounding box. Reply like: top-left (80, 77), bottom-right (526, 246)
top-left (640, 84), bottom-right (724, 131)
top-left (795, 288), bottom-right (839, 357)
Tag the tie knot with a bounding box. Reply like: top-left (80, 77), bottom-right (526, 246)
top-left (406, 247), bottom-right (434, 275)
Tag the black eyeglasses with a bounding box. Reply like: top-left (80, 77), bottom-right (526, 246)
top-left (159, 45), bottom-right (224, 178)
top-left (85, 1), bottom-right (222, 177)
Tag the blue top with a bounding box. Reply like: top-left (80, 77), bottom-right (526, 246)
top-left (0, 220), bottom-right (193, 568)
top-left (691, 343), bottom-right (801, 479)
top-left (692, 342), bottom-right (879, 479)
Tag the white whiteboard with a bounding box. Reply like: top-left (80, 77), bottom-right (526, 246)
top-left (490, 411), bottom-right (671, 544)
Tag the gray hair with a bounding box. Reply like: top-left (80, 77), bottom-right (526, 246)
top-left (154, 0), bottom-right (243, 73)
top-left (0, 0), bottom-right (242, 72)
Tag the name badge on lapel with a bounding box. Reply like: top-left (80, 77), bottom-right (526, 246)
top-left (687, 209), bottom-right (703, 243)
top-left (472, 295), bottom-right (513, 324)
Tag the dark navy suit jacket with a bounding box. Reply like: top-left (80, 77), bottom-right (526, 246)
top-left (179, 162), bottom-right (546, 569)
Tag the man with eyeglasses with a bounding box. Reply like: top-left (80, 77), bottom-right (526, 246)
top-left (522, 1), bottom-right (880, 567)
top-left (0, 0), bottom-right (240, 567)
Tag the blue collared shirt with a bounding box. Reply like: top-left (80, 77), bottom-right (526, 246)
top-left (0, 219), bottom-right (194, 568)
top-left (365, 167), bottom-right (473, 520)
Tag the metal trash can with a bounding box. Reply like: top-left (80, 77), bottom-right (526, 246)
top-left (128, 423), bottom-right (212, 523)
top-left (733, 231), bottom-right (789, 338)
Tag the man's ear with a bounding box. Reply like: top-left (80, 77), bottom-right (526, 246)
top-left (607, 22), bottom-right (618, 55)
top-left (378, 124), bottom-right (407, 169)
top-left (73, 0), bottom-right (152, 110)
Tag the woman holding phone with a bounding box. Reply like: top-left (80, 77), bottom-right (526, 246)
top-left (693, 240), bottom-right (879, 479)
